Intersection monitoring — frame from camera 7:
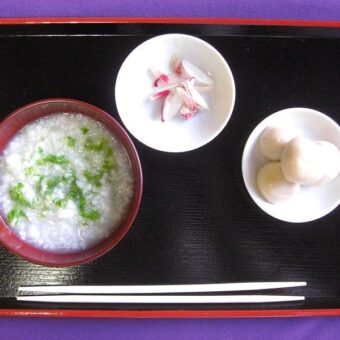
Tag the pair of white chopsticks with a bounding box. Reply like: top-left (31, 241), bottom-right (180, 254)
top-left (17, 282), bottom-right (306, 304)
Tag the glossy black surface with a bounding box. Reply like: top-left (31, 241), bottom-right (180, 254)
top-left (0, 23), bottom-right (339, 311)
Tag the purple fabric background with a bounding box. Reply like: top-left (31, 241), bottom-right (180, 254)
top-left (0, 0), bottom-right (340, 20)
top-left (1, 317), bottom-right (340, 339)
top-left (0, 1), bottom-right (340, 339)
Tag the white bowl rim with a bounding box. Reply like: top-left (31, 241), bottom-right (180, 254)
top-left (115, 33), bottom-right (236, 153)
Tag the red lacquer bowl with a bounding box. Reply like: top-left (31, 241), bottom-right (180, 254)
top-left (0, 98), bottom-right (143, 266)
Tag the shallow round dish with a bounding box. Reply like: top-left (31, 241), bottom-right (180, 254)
top-left (242, 107), bottom-right (340, 223)
top-left (0, 98), bottom-right (143, 266)
top-left (115, 34), bottom-right (235, 152)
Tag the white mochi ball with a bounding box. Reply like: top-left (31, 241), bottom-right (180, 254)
top-left (259, 126), bottom-right (295, 161)
top-left (257, 162), bottom-right (300, 203)
top-left (281, 137), bottom-right (325, 186)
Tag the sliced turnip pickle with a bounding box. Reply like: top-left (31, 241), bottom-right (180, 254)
top-left (149, 90), bottom-right (170, 101)
top-left (161, 92), bottom-right (184, 121)
top-left (171, 54), bottom-right (183, 75)
top-left (180, 105), bottom-right (198, 120)
top-left (186, 78), bottom-right (209, 110)
top-left (176, 87), bottom-right (197, 111)
top-left (149, 55), bottom-right (214, 121)
top-left (181, 59), bottom-right (214, 86)
top-left (153, 73), bottom-right (170, 87)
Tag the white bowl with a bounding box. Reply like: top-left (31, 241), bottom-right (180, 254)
top-left (242, 108), bottom-right (340, 223)
top-left (115, 34), bottom-right (235, 152)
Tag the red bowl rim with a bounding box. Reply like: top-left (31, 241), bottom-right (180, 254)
top-left (0, 98), bottom-right (143, 266)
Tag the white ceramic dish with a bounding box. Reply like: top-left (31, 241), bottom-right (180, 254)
top-left (242, 108), bottom-right (340, 223)
top-left (115, 34), bottom-right (235, 152)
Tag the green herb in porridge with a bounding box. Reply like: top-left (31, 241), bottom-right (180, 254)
top-left (37, 154), bottom-right (70, 166)
top-left (9, 183), bottom-right (31, 207)
top-left (7, 206), bottom-right (26, 224)
top-left (66, 136), bottom-right (76, 147)
top-left (81, 127), bottom-right (89, 134)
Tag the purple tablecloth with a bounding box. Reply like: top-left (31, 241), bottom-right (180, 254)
top-left (0, 1), bottom-right (340, 339)
top-left (1, 0), bottom-right (340, 20)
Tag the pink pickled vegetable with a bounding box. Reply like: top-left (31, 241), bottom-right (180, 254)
top-left (161, 91), bottom-right (183, 121)
top-left (153, 82), bottom-right (181, 92)
top-left (149, 90), bottom-right (170, 101)
top-left (171, 54), bottom-right (183, 75)
top-left (154, 73), bottom-right (170, 87)
top-left (149, 55), bottom-right (213, 122)
top-left (181, 59), bottom-right (214, 86)
top-left (176, 87), bottom-right (197, 110)
top-left (149, 67), bottom-right (170, 87)
top-left (180, 105), bottom-right (198, 120)
top-left (186, 78), bottom-right (209, 110)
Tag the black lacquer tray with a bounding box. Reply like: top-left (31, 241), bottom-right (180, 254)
top-left (0, 18), bottom-right (339, 318)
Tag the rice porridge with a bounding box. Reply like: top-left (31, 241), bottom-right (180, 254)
top-left (0, 113), bottom-right (133, 253)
